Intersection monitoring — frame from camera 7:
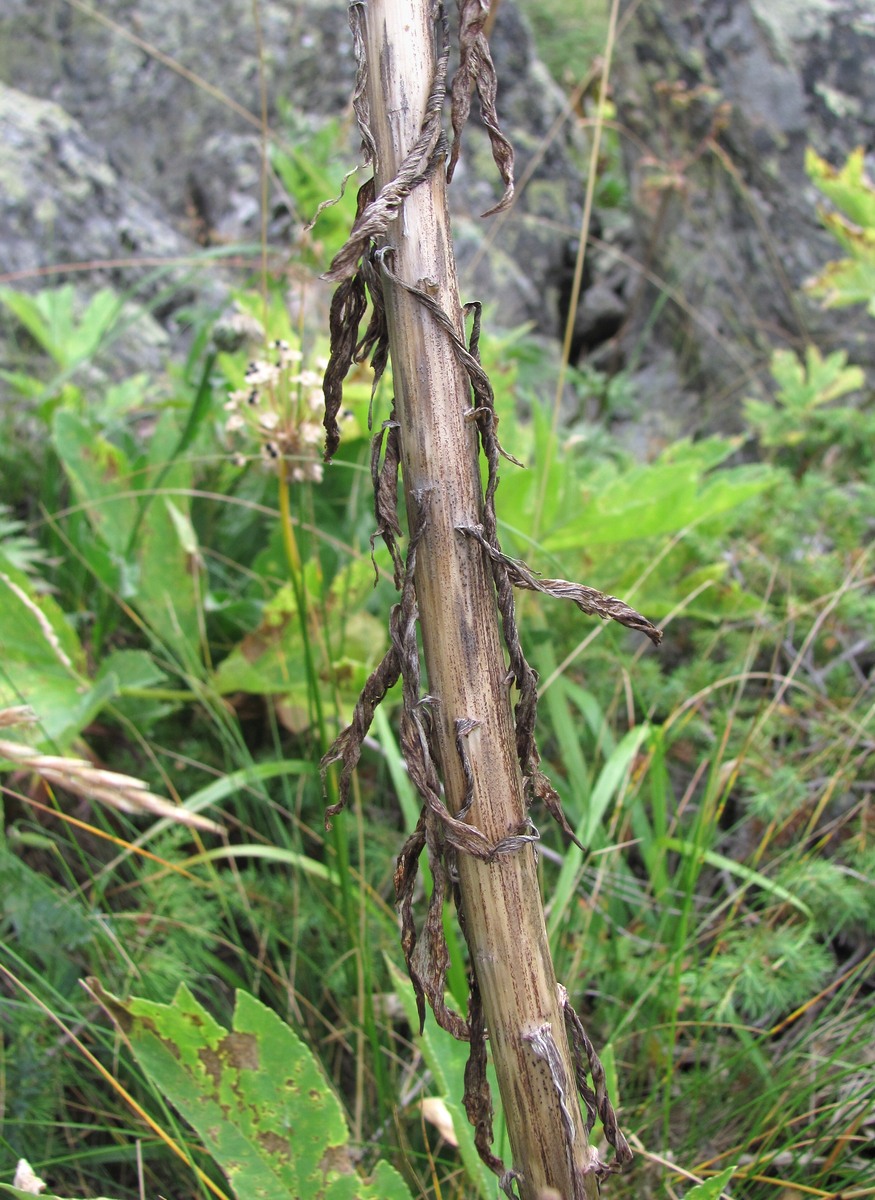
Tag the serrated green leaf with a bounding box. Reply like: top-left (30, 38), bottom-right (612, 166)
top-left (90, 981), bottom-right (412, 1200)
top-left (806, 238), bottom-right (875, 314)
top-left (771, 346), bottom-right (864, 409)
top-left (806, 146), bottom-right (875, 228)
top-left (0, 284), bottom-right (123, 369)
top-left (543, 450), bottom-right (770, 551)
top-left (803, 147), bottom-right (875, 313)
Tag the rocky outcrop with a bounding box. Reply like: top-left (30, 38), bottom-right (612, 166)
top-left (0, 82), bottom-right (206, 379)
top-left (613, 0), bottom-right (875, 426)
top-left (4, 0), bottom-right (871, 439)
top-left (0, 1), bottom-right (587, 340)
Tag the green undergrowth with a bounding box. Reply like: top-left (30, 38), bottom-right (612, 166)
top-left (1, 140), bottom-right (873, 1200)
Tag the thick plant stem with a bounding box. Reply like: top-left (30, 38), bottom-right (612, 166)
top-left (359, 2), bottom-right (598, 1196)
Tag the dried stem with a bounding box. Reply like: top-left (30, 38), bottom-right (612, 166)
top-left (321, 1), bottom-right (645, 1194)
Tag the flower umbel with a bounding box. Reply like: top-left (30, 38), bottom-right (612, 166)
top-left (224, 340), bottom-right (325, 481)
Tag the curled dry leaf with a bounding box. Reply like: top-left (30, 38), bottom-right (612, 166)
top-left (457, 523), bottom-right (663, 645)
top-left (448, 0), bottom-right (515, 214)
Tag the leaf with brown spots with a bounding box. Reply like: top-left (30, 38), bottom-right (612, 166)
top-left (85, 978), bottom-right (412, 1199)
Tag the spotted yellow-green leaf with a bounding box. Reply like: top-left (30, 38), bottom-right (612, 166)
top-left (89, 980), bottom-right (411, 1200)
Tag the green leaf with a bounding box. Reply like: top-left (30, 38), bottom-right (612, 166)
top-left (140, 759), bottom-right (314, 844)
top-left (804, 149), bottom-right (875, 313)
top-left (131, 412), bottom-right (203, 660)
top-left (0, 368), bottom-right (48, 400)
top-left (806, 146), bottom-right (875, 229)
top-left (660, 838), bottom-right (813, 918)
top-left (213, 578), bottom-right (386, 720)
top-left (0, 556), bottom-right (96, 747)
top-left (0, 505), bottom-right (52, 579)
top-left (547, 725), bottom-right (650, 939)
top-left (681, 1165), bottom-right (737, 1198)
top-left (582, 724), bottom-right (650, 848)
top-left (0, 284), bottom-right (123, 369)
top-left (135, 498), bottom-right (202, 659)
top-left (771, 346), bottom-right (864, 411)
top-left (805, 224), bottom-right (875, 314)
top-left (96, 649), bottom-right (168, 691)
top-left (52, 410), bottom-right (139, 555)
top-left (543, 445), bottom-right (770, 550)
top-left (90, 981), bottom-right (411, 1200)
top-left (94, 649), bottom-right (172, 730)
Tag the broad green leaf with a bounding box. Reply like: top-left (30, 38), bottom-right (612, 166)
top-left (213, 580), bottom-right (385, 719)
top-left (94, 648), bottom-right (173, 730)
top-left (95, 649), bottom-right (168, 691)
top-left (131, 412), bottom-right (202, 660)
top-left (53, 408), bottom-right (203, 660)
top-left (544, 454), bottom-right (770, 550)
top-left (100, 373), bottom-right (153, 421)
top-left (212, 582), bottom-right (307, 695)
top-left (52, 410), bottom-right (139, 555)
top-left (681, 1165), bottom-right (737, 1198)
top-left (90, 981), bottom-right (411, 1200)
top-left (658, 436), bottom-right (744, 473)
top-left (0, 555), bottom-right (99, 747)
top-left (388, 959), bottom-right (500, 1200)
top-left (135, 498), bottom-right (202, 659)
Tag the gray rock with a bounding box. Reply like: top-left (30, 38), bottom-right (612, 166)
top-left (0, 82), bottom-right (209, 380)
top-left (613, 0), bottom-right (875, 429)
top-left (0, 0), bottom-right (587, 340)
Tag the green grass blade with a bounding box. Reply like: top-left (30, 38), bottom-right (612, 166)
top-left (659, 837), bottom-right (814, 918)
top-left (547, 725), bottom-right (649, 941)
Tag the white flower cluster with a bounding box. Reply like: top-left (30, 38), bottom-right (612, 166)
top-left (223, 340), bottom-right (325, 481)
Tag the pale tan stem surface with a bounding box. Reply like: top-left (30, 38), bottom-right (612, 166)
top-left (360, 2), bottom-right (598, 1196)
